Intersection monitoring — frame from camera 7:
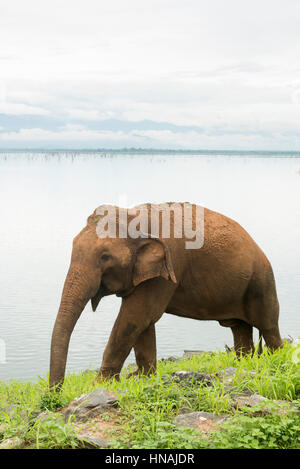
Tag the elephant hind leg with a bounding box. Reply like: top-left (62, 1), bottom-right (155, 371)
top-left (243, 276), bottom-right (283, 352)
top-left (230, 320), bottom-right (255, 356)
top-left (219, 318), bottom-right (254, 355)
top-left (260, 325), bottom-right (283, 351)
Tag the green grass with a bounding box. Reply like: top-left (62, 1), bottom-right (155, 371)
top-left (0, 342), bottom-right (299, 449)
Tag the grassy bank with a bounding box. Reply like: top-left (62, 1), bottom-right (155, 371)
top-left (0, 343), bottom-right (299, 449)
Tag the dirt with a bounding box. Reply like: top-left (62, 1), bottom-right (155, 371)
top-left (73, 409), bottom-right (124, 442)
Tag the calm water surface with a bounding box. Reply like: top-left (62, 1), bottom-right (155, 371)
top-left (0, 151), bottom-right (300, 381)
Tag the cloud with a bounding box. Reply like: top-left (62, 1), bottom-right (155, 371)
top-left (66, 109), bottom-right (114, 121)
top-left (0, 102), bottom-right (49, 116)
top-left (1, 125), bottom-right (300, 151)
top-left (0, 0), bottom-right (300, 149)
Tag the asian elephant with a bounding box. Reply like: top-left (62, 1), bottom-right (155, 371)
top-left (49, 203), bottom-right (283, 388)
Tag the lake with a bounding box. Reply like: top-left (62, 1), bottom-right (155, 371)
top-left (0, 151), bottom-right (299, 381)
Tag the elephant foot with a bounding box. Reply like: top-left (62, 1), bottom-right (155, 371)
top-left (126, 369), bottom-right (141, 379)
top-left (95, 367), bottom-right (120, 382)
top-left (261, 326), bottom-right (283, 351)
top-left (126, 366), bottom-right (156, 379)
top-left (231, 321), bottom-right (255, 356)
top-left (49, 380), bottom-right (64, 393)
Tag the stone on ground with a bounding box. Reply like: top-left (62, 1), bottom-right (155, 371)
top-left (62, 388), bottom-right (119, 422)
top-left (174, 411), bottom-right (228, 435)
top-left (0, 437), bottom-right (24, 449)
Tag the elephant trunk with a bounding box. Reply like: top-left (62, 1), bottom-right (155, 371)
top-left (49, 265), bottom-right (98, 389)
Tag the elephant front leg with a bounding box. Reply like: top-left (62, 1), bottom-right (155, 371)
top-left (97, 279), bottom-right (175, 381)
top-left (126, 323), bottom-right (157, 378)
top-left (97, 310), bottom-right (140, 380)
top-left (231, 320), bottom-right (254, 355)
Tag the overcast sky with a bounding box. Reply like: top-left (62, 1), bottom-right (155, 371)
top-left (1, 0), bottom-right (300, 150)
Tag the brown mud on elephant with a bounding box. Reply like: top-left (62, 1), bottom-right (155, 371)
top-left (49, 202), bottom-right (283, 388)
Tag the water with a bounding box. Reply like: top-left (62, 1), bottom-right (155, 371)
top-left (0, 151), bottom-right (300, 381)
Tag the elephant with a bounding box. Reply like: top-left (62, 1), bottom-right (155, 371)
top-left (49, 202), bottom-right (283, 388)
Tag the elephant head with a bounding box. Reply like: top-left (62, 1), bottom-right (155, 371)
top-left (49, 206), bottom-right (176, 388)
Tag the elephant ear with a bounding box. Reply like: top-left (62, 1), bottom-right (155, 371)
top-left (133, 238), bottom-right (177, 287)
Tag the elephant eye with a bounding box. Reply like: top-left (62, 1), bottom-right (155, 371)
top-left (101, 253), bottom-right (111, 262)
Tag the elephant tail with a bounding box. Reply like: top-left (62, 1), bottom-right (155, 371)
top-left (258, 330), bottom-right (263, 355)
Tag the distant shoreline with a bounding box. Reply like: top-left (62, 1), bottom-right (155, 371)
top-left (1, 148), bottom-right (300, 157)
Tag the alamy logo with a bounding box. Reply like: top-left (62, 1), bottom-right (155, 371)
top-left (95, 203), bottom-right (204, 249)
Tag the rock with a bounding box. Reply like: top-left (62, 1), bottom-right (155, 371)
top-left (77, 434), bottom-right (109, 449)
top-left (216, 367), bottom-right (257, 389)
top-left (165, 370), bottom-right (215, 387)
top-left (174, 411), bottom-right (228, 434)
top-left (232, 393), bottom-right (268, 409)
top-left (271, 400), bottom-right (299, 415)
top-left (160, 356), bottom-right (180, 363)
top-left (231, 393), bottom-right (299, 416)
top-left (0, 437), bottom-right (24, 449)
top-left (76, 388), bottom-right (118, 408)
top-left (63, 404), bottom-right (111, 422)
top-left (62, 388), bottom-right (119, 422)
top-left (182, 350), bottom-right (208, 359)
top-left (215, 368), bottom-right (257, 396)
top-left (34, 410), bottom-right (55, 423)
top-left (219, 366), bottom-right (238, 377)
top-left (218, 367), bottom-right (256, 378)
top-left (223, 385), bottom-right (253, 397)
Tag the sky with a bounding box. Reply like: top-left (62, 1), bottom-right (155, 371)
top-left (1, 0), bottom-right (300, 150)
